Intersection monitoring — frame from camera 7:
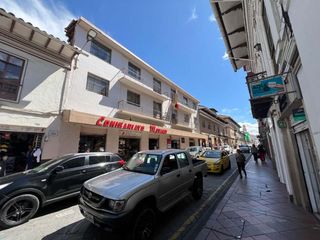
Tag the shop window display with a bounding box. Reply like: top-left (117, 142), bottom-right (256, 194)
top-left (79, 135), bottom-right (106, 153)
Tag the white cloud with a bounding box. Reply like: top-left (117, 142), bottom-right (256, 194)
top-left (188, 7), bottom-right (198, 22)
top-left (239, 122), bottom-right (259, 136)
top-left (222, 51), bottom-right (229, 60)
top-left (209, 14), bottom-right (216, 23)
top-left (0, 0), bottom-right (75, 40)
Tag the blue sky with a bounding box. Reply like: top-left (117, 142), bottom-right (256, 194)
top-left (1, 0), bottom-right (258, 134)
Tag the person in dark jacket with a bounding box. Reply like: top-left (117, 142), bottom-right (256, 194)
top-left (235, 149), bottom-right (247, 179)
top-left (258, 144), bottom-right (266, 161)
top-left (251, 144), bottom-right (258, 162)
top-left (25, 145), bottom-right (34, 170)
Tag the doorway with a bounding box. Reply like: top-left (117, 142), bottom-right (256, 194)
top-left (296, 130), bottom-right (320, 213)
top-left (149, 138), bottom-right (159, 150)
top-left (118, 138), bottom-right (140, 161)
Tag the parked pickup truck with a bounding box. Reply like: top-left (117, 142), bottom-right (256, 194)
top-left (79, 149), bottom-right (207, 239)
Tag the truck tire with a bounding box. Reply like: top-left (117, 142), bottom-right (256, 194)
top-left (132, 207), bottom-right (156, 240)
top-left (0, 194), bottom-right (40, 228)
top-left (192, 176), bottom-right (203, 200)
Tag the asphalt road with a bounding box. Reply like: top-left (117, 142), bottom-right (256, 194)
top-left (0, 154), bottom-right (250, 240)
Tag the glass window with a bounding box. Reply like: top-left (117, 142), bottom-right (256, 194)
top-left (183, 96), bottom-right (188, 106)
top-left (89, 155), bottom-right (110, 165)
top-left (127, 90), bottom-right (140, 106)
top-left (128, 62), bottom-right (141, 80)
top-left (177, 152), bottom-right (189, 167)
top-left (201, 151), bottom-right (221, 159)
top-left (86, 73), bottom-right (109, 96)
top-left (153, 78), bottom-right (161, 94)
top-left (153, 101), bottom-right (162, 119)
top-left (124, 153), bottom-right (162, 175)
top-left (192, 102), bottom-right (197, 110)
top-left (202, 120), bottom-right (206, 128)
top-left (170, 88), bottom-right (176, 100)
top-left (171, 109), bottom-right (177, 124)
top-left (111, 155), bottom-right (121, 162)
top-left (0, 51), bottom-right (25, 101)
top-left (184, 114), bottom-right (190, 123)
top-left (208, 122), bottom-right (211, 129)
top-left (90, 40), bottom-right (112, 63)
top-left (62, 157), bottom-right (85, 169)
top-left (161, 154), bottom-right (178, 174)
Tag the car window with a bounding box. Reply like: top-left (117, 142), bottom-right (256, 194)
top-left (161, 154), bottom-right (178, 174)
top-left (201, 151), bottom-right (221, 159)
top-left (177, 152), bottom-right (189, 167)
top-left (62, 157), bottom-right (85, 169)
top-left (89, 155), bottom-right (110, 165)
top-left (111, 155), bottom-right (121, 162)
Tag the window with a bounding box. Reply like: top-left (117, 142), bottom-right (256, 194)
top-left (0, 51), bottom-right (25, 101)
top-left (192, 102), bottom-right (197, 110)
top-left (127, 90), bottom-right (140, 106)
top-left (111, 155), bottom-right (122, 162)
top-left (90, 40), bottom-right (111, 63)
top-left (89, 155), bottom-right (110, 165)
top-left (208, 122), bottom-right (211, 130)
top-left (153, 101), bottom-right (162, 119)
top-left (170, 88), bottom-right (176, 100)
top-left (86, 74), bottom-right (109, 96)
top-left (171, 109), bottom-right (177, 123)
top-left (184, 114), bottom-right (190, 123)
top-left (161, 154), bottom-right (178, 174)
top-left (153, 78), bottom-right (161, 94)
top-left (62, 157), bottom-right (85, 169)
top-left (183, 96), bottom-right (188, 106)
top-left (177, 152), bottom-right (189, 167)
top-left (128, 62), bottom-right (141, 80)
top-left (202, 120), bottom-right (206, 128)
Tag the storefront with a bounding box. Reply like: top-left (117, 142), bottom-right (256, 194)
top-left (62, 110), bottom-right (206, 158)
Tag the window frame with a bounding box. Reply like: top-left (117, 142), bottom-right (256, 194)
top-left (184, 114), bottom-right (190, 123)
top-left (128, 62), bottom-right (141, 80)
top-left (90, 40), bottom-right (112, 63)
top-left (127, 90), bottom-right (140, 106)
top-left (153, 101), bottom-right (162, 119)
top-left (183, 96), bottom-right (188, 106)
top-left (86, 73), bottom-right (110, 97)
top-left (62, 157), bottom-right (86, 170)
top-left (153, 78), bottom-right (161, 94)
top-left (176, 152), bottom-right (190, 168)
top-left (0, 50), bottom-right (26, 102)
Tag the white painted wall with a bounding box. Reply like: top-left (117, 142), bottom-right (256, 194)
top-left (289, 0), bottom-right (320, 160)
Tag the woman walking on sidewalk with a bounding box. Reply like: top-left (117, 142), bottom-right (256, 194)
top-left (236, 149), bottom-right (247, 179)
top-left (251, 144), bottom-right (258, 162)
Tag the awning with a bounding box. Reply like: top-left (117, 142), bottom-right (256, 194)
top-left (210, 0), bottom-right (248, 71)
top-left (250, 97), bottom-right (273, 119)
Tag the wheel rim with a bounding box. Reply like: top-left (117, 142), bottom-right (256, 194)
top-left (135, 210), bottom-right (154, 240)
top-left (3, 199), bottom-right (35, 224)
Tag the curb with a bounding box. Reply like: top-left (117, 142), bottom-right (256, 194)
top-left (169, 154), bottom-right (252, 240)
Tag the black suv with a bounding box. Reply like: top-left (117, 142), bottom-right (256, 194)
top-left (0, 152), bottom-right (125, 228)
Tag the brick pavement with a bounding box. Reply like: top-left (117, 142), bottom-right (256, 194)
top-left (195, 157), bottom-right (320, 240)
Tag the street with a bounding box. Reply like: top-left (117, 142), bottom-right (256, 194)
top-left (0, 154), bottom-right (249, 240)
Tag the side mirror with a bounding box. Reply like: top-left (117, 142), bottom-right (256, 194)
top-left (53, 166), bottom-right (64, 174)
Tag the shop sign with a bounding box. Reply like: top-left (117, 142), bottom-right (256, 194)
top-left (248, 75), bottom-right (285, 99)
top-left (277, 120), bottom-right (287, 129)
top-left (96, 117), bottom-right (168, 134)
top-left (292, 108), bottom-right (306, 122)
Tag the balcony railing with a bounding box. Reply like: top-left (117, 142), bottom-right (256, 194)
top-left (118, 100), bottom-right (168, 121)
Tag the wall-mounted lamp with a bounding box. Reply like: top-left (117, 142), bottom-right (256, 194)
top-left (254, 43), bottom-right (262, 52)
top-left (87, 29), bottom-right (97, 42)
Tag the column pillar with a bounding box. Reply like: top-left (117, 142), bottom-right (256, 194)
top-left (106, 128), bottom-right (119, 153)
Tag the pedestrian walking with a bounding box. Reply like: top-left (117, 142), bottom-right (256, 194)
top-left (236, 149), bottom-right (247, 179)
top-left (258, 144), bottom-right (266, 161)
top-left (251, 144), bottom-right (258, 162)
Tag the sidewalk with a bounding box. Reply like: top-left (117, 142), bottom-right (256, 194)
top-left (195, 157), bottom-right (320, 240)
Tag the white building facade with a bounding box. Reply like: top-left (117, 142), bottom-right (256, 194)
top-left (211, 0), bottom-right (320, 214)
top-left (0, 8), bottom-right (79, 172)
top-left (58, 17), bottom-right (205, 160)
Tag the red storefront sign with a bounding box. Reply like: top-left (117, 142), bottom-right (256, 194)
top-left (96, 117), bottom-right (167, 134)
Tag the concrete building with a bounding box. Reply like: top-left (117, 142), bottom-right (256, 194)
top-left (199, 106), bottom-right (228, 148)
top-left (59, 17), bottom-right (205, 160)
top-left (211, 0), bottom-right (320, 215)
top-left (0, 8), bottom-right (79, 172)
top-left (219, 115), bottom-right (241, 148)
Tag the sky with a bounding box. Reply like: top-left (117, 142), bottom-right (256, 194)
top-left (0, 0), bottom-right (258, 135)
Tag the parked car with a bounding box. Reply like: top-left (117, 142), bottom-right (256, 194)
top-left (0, 152), bottom-right (125, 228)
top-left (239, 145), bottom-right (251, 153)
top-left (198, 150), bottom-right (231, 174)
top-left (185, 146), bottom-right (204, 157)
top-left (79, 149), bottom-right (207, 239)
top-left (222, 145), bottom-right (232, 154)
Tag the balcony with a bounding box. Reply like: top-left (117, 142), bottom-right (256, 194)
top-left (176, 102), bottom-right (197, 114)
top-left (171, 117), bottom-right (194, 131)
top-left (119, 69), bottom-right (169, 102)
top-left (117, 100), bottom-right (169, 124)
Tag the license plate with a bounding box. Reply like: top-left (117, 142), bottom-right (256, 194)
top-left (83, 210), bottom-right (94, 224)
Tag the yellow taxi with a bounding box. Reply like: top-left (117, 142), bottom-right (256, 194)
top-left (198, 150), bottom-right (231, 174)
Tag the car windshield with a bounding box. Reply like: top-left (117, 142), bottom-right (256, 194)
top-left (27, 155), bottom-right (73, 173)
top-left (123, 153), bottom-right (162, 175)
top-left (201, 150), bottom-right (221, 159)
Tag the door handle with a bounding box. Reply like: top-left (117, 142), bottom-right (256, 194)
top-left (81, 169), bottom-right (87, 173)
top-left (176, 174), bottom-right (180, 178)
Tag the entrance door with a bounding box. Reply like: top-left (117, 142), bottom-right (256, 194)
top-left (171, 139), bottom-right (180, 149)
top-left (118, 138), bottom-right (140, 161)
top-left (296, 130), bottom-right (320, 213)
top-left (149, 138), bottom-right (159, 150)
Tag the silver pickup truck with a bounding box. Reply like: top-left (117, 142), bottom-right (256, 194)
top-left (78, 149), bottom-right (207, 239)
